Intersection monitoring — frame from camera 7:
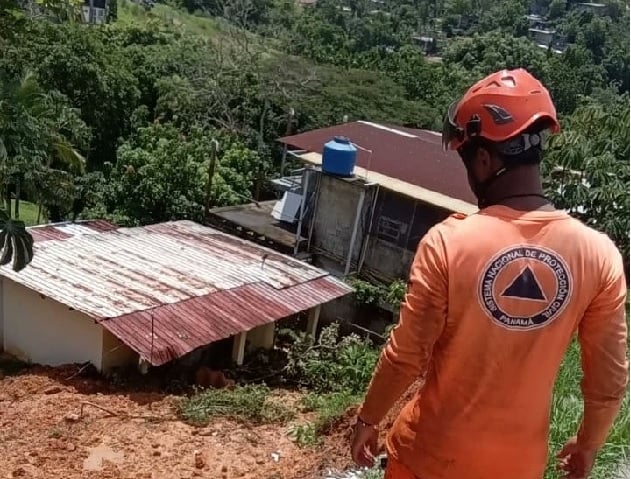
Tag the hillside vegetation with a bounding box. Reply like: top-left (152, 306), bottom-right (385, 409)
top-left (0, 0), bottom-right (628, 477)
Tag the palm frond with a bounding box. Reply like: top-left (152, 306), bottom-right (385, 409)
top-left (0, 214), bottom-right (34, 272)
top-left (52, 140), bottom-right (86, 174)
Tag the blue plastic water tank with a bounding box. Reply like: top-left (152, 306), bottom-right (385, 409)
top-left (322, 136), bottom-right (357, 177)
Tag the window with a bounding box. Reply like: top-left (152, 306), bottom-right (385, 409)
top-left (376, 216), bottom-right (407, 243)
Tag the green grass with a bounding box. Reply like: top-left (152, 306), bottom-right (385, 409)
top-left (288, 391), bottom-right (362, 448)
top-left (178, 384), bottom-right (295, 426)
top-left (302, 390), bottom-right (361, 434)
top-left (117, 0), bottom-right (221, 36)
top-left (545, 340), bottom-right (629, 479)
top-left (10, 200), bottom-right (44, 226)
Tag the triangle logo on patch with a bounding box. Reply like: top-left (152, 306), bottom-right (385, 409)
top-left (501, 266), bottom-right (547, 301)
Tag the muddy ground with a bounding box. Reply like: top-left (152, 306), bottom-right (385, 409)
top-left (0, 364), bottom-right (419, 479)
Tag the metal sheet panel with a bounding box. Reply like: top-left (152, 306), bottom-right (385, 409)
top-left (101, 276), bottom-right (350, 366)
top-left (1, 220), bottom-right (352, 364)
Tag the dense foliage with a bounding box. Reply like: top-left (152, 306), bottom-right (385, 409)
top-left (0, 0), bottom-right (628, 261)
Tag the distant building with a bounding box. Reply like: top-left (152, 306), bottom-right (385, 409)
top-left (81, 0), bottom-right (109, 24)
top-left (525, 14), bottom-right (552, 30)
top-left (412, 34), bottom-right (438, 54)
top-left (528, 27), bottom-right (556, 46)
top-left (536, 43), bottom-right (565, 54)
top-left (209, 121), bottom-right (477, 283)
top-left (574, 2), bottom-right (606, 14)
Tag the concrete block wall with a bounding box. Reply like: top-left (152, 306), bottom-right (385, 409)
top-left (309, 173), bottom-right (377, 273)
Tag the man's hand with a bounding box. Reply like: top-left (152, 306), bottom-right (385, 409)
top-left (556, 436), bottom-right (598, 479)
top-left (350, 419), bottom-right (379, 468)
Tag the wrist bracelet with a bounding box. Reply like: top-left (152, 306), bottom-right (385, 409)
top-left (356, 416), bottom-right (377, 429)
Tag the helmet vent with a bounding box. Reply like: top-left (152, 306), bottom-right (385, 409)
top-left (500, 76), bottom-right (516, 87)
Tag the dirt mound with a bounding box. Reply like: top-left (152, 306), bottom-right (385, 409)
top-left (0, 362), bottom-right (423, 479)
top-left (295, 380), bottom-right (424, 476)
top-left (0, 364), bottom-right (311, 478)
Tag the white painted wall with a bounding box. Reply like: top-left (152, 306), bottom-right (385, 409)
top-left (3, 280), bottom-right (104, 368)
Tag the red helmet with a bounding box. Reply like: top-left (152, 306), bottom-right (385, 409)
top-left (442, 69), bottom-right (560, 151)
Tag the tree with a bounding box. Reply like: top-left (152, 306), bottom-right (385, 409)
top-left (1, 22), bottom-right (141, 169)
top-left (0, 70), bottom-right (50, 218)
top-left (99, 123), bottom-right (261, 225)
top-left (442, 32), bottom-right (548, 80)
top-left (542, 45), bottom-right (607, 114)
top-left (0, 70), bottom-right (87, 221)
top-left (548, 0), bottom-right (566, 20)
top-left (542, 95), bottom-right (630, 262)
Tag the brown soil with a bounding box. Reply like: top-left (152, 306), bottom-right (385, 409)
top-left (0, 365), bottom-right (422, 479)
top-left (320, 380), bottom-right (423, 457)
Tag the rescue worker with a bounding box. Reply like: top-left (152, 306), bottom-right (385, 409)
top-left (350, 68), bottom-right (628, 479)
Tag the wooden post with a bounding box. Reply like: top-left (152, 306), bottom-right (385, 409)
top-left (203, 140), bottom-right (219, 222)
top-left (232, 332), bottom-right (247, 366)
top-left (306, 305), bottom-right (321, 339)
top-left (279, 108), bottom-right (294, 177)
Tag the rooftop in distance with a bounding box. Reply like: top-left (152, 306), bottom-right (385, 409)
top-left (279, 120), bottom-right (478, 214)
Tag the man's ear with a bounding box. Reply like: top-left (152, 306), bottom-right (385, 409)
top-left (475, 146), bottom-right (493, 171)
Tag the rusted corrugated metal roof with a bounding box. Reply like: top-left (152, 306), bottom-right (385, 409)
top-left (3, 220), bottom-right (351, 366)
top-left (29, 220), bottom-right (118, 242)
top-left (279, 121), bottom-right (477, 204)
top-left (103, 277), bottom-right (346, 366)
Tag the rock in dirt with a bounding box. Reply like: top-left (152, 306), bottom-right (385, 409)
top-left (66, 443), bottom-right (76, 452)
top-left (43, 386), bottom-right (62, 395)
top-left (10, 467), bottom-right (26, 477)
top-left (64, 413), bottom-right (80, 422)
top-left (83, 445), bottom-right (124, 472)
top-left (193, 450), bottom-right (205, 469)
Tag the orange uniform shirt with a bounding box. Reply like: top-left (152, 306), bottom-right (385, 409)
top-left (360, 206), bottom-right (628, 479)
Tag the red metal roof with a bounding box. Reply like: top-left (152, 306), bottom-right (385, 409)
top-left (4, 220), bottom-right (352, 366)
top-left (29, 220), bottom-right (118, 242)
top-left (101, 277), bottom-right (347, 366)
top-left (279, 121), bottom-right (477, 204)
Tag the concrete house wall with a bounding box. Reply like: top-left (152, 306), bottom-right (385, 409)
top-left (362, 189), bottom-right (450, 281)
top-left (1, 279), bottom-right (136, 371)
top-left (309, 173), bottom-right (378, 274)
top-left (308, 171), bottom-right (450, 282)
top-left (2, 279), bottom-right (103, 367)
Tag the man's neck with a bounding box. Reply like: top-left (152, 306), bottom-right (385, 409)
top-left (481, 168), bottom-right (554, 211)
top-left (484, 194), bottom-right (555, 212)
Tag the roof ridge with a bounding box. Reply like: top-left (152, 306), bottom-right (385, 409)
top-left (357, 120), bottom-right (418, 138)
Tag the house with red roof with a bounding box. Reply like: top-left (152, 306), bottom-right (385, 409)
top-left (210, 121), bottom-right (477, 283)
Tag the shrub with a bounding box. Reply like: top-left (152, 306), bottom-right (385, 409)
top-left (287, 423), bottom-right (321, 448)
top-left (283, 323), bottom-right (380, 395)
top-left (178, 385), bottom-right (294, 425)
